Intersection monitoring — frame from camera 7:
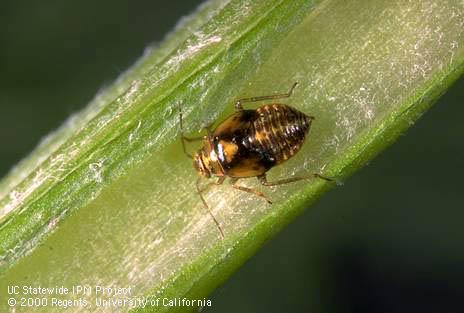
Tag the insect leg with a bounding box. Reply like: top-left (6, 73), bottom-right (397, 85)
top-left (201, 120), bottom-right (216, 134)
top-left (198, 176), bottom-right (226, 193)
top-left (230, 178), bottom-right (272, 204)
top-left (178, 105), bottom-right (203, 158)
top-left (234, 82), bottom-right (298, 111)
top-left (258, 173), bottom-right (334, 186)
top-left (196, 177), bottom-right (225, 239)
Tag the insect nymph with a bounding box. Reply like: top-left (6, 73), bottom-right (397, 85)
top-left (180, 83), bottom-right (331, 238)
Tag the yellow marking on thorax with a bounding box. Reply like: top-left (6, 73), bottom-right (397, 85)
top-left (218, 140), bottom-right (238, 163)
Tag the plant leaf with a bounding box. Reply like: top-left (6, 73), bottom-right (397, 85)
top-left (0, 0), bottom-right (463, 312)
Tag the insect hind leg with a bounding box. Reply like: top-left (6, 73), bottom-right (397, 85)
top-left (234, 82), bottom-right (298, 111)
top-left (258, 172), bottom-right (335, 186)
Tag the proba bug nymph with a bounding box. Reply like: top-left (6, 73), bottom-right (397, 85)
top-left (179, 83), bottom-right (332, 238)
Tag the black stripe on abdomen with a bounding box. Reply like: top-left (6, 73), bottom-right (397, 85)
top-left (250, 104), bottom-right (311, 164)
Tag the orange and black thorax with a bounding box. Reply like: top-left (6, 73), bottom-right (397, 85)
top-left (196, 103), bottom-right (313, 178)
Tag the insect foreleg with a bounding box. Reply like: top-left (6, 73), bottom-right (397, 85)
top-left (178, 105), bottom-right (197, 158)
top-left (196, 177), bottom-right (225, 239)
top-left (179, 104), bottom-right (209, 159)
top-left (182, 135), bottom-right (204, 142)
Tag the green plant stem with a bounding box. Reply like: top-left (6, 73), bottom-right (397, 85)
top-left (0, 0), bottom-right (463, 312)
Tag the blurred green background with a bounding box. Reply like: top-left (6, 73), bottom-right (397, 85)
top-left (1, 1), bottom-right (463, 313)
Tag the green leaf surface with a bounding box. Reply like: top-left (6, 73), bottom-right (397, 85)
top-left (0, 0), bottom-right (463, 312)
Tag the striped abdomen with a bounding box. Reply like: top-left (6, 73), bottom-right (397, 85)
top-left (248, 104), bottom-right (312, 165)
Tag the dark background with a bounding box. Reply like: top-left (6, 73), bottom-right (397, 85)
top-left (1, 1), bottom-right (463, 313)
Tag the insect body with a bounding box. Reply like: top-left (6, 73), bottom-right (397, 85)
top-left (180, 83), bottom-right (331, 238)
top-left (194, 103), bottom-right (312, 179)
